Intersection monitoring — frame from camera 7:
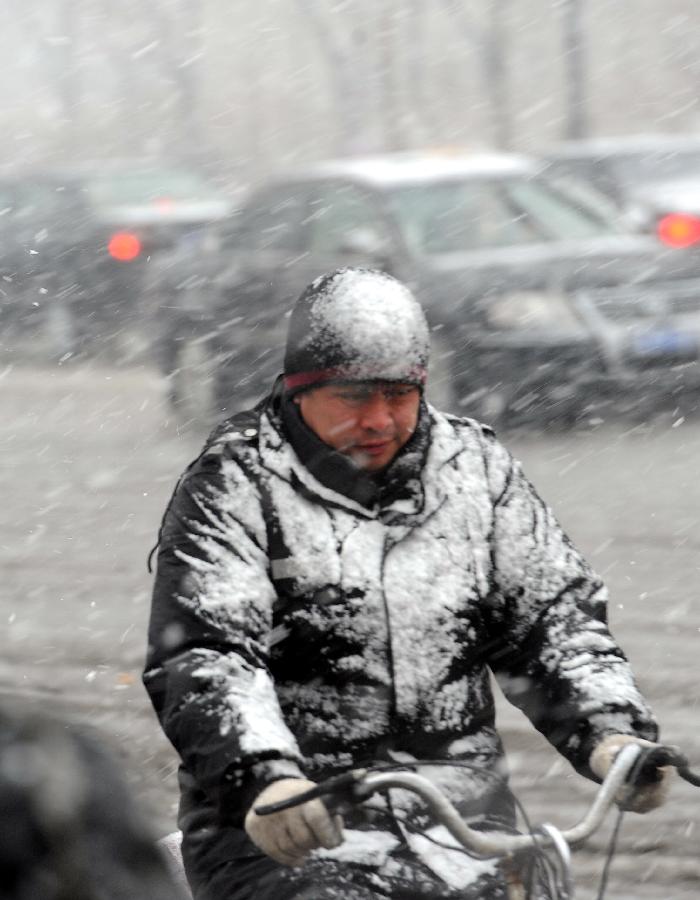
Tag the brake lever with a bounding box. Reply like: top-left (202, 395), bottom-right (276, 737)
top-left (254, 768), bottom-right (372, 817)
top-left (625, 744), bottom-right (687, 787)
top-left (652, 747), bottom-right (700, 788)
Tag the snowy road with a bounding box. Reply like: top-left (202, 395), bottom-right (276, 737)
top-left (1, 362), bottom-right (699, 899)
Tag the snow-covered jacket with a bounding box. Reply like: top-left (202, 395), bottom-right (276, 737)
top-left (144, 398), bottom-right (656, 897)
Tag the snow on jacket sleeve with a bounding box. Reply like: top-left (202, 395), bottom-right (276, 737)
top-left (143, 443), bottom-right (304, 824)
top-left (480, 432), bottom-right (657, 778)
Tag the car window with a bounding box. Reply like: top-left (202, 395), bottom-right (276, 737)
top-left (0, 182), bottom-right (88, 245)
top-left (239, 185), bottom-right (307, 253)
top-left (545, 158), bottom-right (615, 195)
top-left (0, 185), bottom-right (14, 218)
top-left (0, 186), bottom-right (15, 242)
top-left (543, 173), bottom-right (622, 221)
top-left (13, 182), bottom-right (85, 221)
top-left (608, 150), bottom-right (700, 187)
top-left (305, 183), bottom-right (390, 254)
top-left (388, 181), bottom-right (541, 253)
top-left (85, 170), bottom-right (221, 206)
top-left (388, 176), bottom-right (618, 254)
top-left (505, 178), bottom-right (620, 239)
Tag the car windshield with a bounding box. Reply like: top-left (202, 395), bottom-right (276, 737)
top-left (386, 176), bottom-right (621, 254)
top-left (607, 150), bottom-right (700, 186)
top-left (85, 171), bottom-right (221, 206)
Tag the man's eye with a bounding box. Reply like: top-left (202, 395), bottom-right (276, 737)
top-left (338, 391), bottom-right (368, 403)
top-left (385, 387), bottom-right (414, 399)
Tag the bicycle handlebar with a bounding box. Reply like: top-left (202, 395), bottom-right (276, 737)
top-left (255, 743), bottom-right (698, 859)
top-left (361, 747), bottom-right (640, 855)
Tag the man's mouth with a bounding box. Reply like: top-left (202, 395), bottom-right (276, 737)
top-left (355, 440), bottom-right (393, 456)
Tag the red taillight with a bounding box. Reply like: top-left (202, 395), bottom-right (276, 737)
top-left (108, 231), bottom-right (142, 261)
top-left (656, 213), bottom-right (700, 248)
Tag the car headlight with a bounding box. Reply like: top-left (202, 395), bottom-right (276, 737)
top-left (486, 291), bottom-right (582, 331)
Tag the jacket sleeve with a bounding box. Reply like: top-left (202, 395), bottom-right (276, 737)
top-left (480, 432), bottom-right (657, 779)
top-left (143, 443), bottom-right (304, 824)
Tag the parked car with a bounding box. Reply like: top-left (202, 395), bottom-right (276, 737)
top-left (541, 134), bottom-right (700, 249)
top-left (167, 151), bottom-right (700, 427)
top-left (0, 162), bottom-right (232, 361)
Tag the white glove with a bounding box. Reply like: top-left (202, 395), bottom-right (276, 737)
top-left (589, 734), bottom-right (673, 814)
top-left (244, 778), bottom-right (344, 867)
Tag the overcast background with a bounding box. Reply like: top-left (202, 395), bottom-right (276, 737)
top-left (2, 1), bottom-right (700, 181)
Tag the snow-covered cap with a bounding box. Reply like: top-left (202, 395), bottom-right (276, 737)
top-left (283, 268), bottom-right (430, 394)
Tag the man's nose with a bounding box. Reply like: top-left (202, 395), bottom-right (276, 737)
top-left (358, 394), bottom-right (393, 432)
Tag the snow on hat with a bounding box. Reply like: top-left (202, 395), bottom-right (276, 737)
top-left (283, 268), bottom-right (430, 394)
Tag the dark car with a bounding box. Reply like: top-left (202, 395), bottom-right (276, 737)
top-left (0, 162), bottom-right (232, 362)
top-left (541, 135), bottom-right (700, 250)
top-left (167, 151), bottom-right (700, 426)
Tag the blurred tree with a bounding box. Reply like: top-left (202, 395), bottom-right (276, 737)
top-left (96, 0), bottom-right (207, 163)
top-left (3, 0), bottom-right (700, 174)
top-left (291, 0), bottom-right (388, 154)
top-left (560, 0), bottom-right (588, 139)
top-left (4, 0), bottom-right (208, 164)
top-left (53, 0), bottom-right (84, 153)
top-left (377, 1), bottom-right (401, 151)
top-left (440, 0), bottom-right (513, 149)
top-left (402, 0), bottom-right (443, 145)
top-left (4, 0), bottom-right (85, 159)
top-left (142, 0), bottom-right (207, 163)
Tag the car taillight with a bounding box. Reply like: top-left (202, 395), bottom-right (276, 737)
top-left (656, 213), bottom-right (700, 248)
top-left (108, 231), bottom-right (142, 261)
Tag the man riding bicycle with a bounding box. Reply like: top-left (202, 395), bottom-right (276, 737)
top-left (144, 268), bottom-right (671, 900)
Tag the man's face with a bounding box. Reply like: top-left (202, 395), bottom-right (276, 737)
top-left (296, 381), bottom-right (421, 471)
